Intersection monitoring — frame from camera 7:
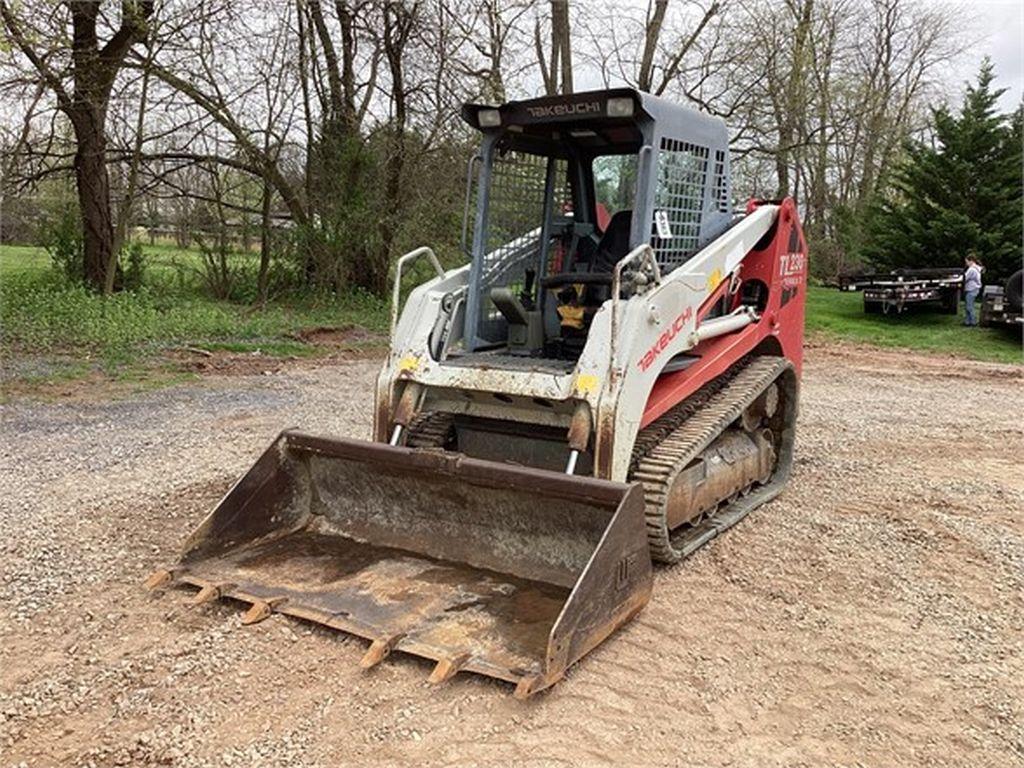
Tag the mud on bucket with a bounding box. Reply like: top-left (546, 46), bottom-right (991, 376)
top-left (147, 430), bottom-right (652, 697)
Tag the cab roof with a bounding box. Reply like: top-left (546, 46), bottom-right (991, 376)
top-left (461, 88), bottom-right (727, 155)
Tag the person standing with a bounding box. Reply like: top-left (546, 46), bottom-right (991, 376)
top-left (963, 255), bottom-right (983, 326)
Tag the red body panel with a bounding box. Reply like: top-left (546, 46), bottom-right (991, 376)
top-left (640, 198), bottom-right (807, 430)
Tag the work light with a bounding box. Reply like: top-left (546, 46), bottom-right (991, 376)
top-left (478, 109), bottom-right (501, 127)
top-left (606, 97), bottom-right (635, 117)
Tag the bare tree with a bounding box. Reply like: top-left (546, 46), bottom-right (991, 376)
top-left (580, 0), bottom-right (722, 98)
top-left (0, 0), bottom-right (972, 295)
top-left (637, 0), bottom-right (670, 92)
top-left (373, 0), bottom-right (419, 293)
top-left (138, 4), bottom-right (308, 228)
top-left (536, 0), bottom-right (574, 95)
top-left (445, 0), bottom-right (533, 103)
top-left (1, 0), bottom-right (154, 292)
top-left (109, 44), bottom-right (153, 292)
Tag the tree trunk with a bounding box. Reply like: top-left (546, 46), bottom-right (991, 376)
top-left (336, 0), bottom-right (358, 130)
top-left (258, 176), bottom-right (273, 305)
top-left (772, 0), bottom-right (814, 199)
top-left (71, 109), bottom-right (116, 291)
top-left (307, 0), bottom-right (344, 122)
top-left (557, 15), bottom-right (572, 92)
top-left (774, 153), bottom-right (791, 199)
top-left (535, 18), bottom-right (556, 95)
top-left (550, 0), bottom-right (572, 94)
top-left (372, 2), bottom-right (414, 297)
top-left (638, 0), bottom-right (668, 92)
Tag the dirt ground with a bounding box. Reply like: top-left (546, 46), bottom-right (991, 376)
top-left (2, 342), bottom-right (1022, 768)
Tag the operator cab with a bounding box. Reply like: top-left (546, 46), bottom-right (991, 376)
top-left (448, 89), bottom-right (733, 369)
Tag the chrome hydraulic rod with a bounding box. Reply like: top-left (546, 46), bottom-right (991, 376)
top-left (565, 449), bottom-right (580, 475)
top-left (690, 306), bottom-right (758, 345)
top-left (389, 425), bottom-right (404, 446)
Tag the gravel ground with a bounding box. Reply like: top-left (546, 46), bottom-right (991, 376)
top-left (1, 342), bottom-right (1022, 768)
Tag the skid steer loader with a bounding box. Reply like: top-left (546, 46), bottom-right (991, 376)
top-left (146, 89), bottom-right (807, 698)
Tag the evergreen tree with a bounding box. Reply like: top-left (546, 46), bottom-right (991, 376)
top-left (864, 60), bottom-right (1023, 280)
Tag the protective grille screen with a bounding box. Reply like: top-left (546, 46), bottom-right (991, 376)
top-left (650, 137), bottom-right (709, 272)
top-left (712, 149), bottom-right (729, 213)
top-left (476, 151), bottom-right (567, 342)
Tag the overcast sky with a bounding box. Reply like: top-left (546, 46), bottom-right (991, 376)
top-left (960, 0), bottom-right (1022, 112)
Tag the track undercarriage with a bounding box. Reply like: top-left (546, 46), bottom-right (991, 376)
top-left (632, 356), bottom-right (797, 562)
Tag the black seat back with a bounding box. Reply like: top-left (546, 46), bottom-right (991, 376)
top-left (592, 210), bottom-right (633, 272)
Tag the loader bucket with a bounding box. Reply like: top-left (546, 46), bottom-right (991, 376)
top-left (148, 431), bottom-right (652, 697)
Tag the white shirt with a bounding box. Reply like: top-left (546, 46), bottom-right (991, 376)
top-left (964, 264), bottom-right (982, 293)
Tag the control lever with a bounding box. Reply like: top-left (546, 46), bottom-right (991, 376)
top-left (520, 269), bottom-right (536, 310)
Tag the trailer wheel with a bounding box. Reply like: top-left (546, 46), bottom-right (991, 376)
top-left (864, 300), bottom-right (883, 315)
top-left (1006, 269), bottom-right (1023, 312)
top-left (941, 288), bottom-right (960, 315)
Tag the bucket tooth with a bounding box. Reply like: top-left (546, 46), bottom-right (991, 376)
top-left (241, 597), bottom-right (286, 625)
top-left (188, 582), bottom-right (233, 606)
top-left (513, 674), bottom-right (552, 700)
top-left (143, 568), bottom-right (174, 591)
top-left (427, 653), bottom-right (471, 684)
top-left (359, 634), bottom-right (405, 670)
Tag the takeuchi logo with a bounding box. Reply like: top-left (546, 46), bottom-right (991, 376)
top-left (526, 101), bottom-right (601, 118)
top-left (638, 306), bottom-right (693, 372)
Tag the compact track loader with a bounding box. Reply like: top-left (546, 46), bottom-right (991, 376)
top-left (147, 89), bottom-right (807, 698)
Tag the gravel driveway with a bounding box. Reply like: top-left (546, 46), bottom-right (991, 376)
top-left (2, 343), bottom-right (1022, 767)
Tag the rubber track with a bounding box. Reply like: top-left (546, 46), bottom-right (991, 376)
top-left (630, 356), bottom-right (791, 563)
top-left (627, 367), bottom-right (737, 475)
top-left (405, 411), bottom-right (455, 448)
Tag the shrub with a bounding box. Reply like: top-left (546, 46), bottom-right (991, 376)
top-left (194, 233), bottom-right (261, 301)
top-left (42, 205), bottom-right (85, 284)
top-left (121, 242), bottom-right (147, 291)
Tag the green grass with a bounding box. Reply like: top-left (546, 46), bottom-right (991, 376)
top-left (806, 286), bottom-right (1022, 364)
top-left (2, 278), bottom-right (384, 354)
top-left (0, 245), bottom-right (50, 274)
top-left (0, 243), bottom-right (389, 389)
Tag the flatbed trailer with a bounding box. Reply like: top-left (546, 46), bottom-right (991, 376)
top-left (839, 267), bottom-right (962, 316)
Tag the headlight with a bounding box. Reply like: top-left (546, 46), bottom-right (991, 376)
top-left (478, 109), bottom-right (501, 127)
top-left (606, 97), bottom-right (635, 117)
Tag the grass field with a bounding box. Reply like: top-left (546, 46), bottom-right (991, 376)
top-left (1, 244), bottom-right (1020, 397)
top-left (805, 285), bottom-right (1021, 364)
top-left (1, 243), bottom-right (390, 393)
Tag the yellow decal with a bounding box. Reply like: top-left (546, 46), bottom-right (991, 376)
top-left (707, 267), bottom-right (723, 293)
top-left (398, 354), bottom-right (421, 373)
top-left (574, 373), bottom-right (600, 396)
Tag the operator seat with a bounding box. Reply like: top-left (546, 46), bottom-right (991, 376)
top-left (590, 209), bottom-right (633, 273)
top-left (544, 209), bottom-right (635, 341)
top-left (577, 208), bottom-right (633, 306)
